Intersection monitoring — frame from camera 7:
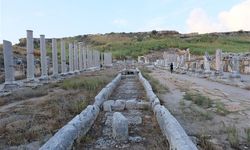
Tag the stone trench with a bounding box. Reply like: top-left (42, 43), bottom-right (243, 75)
top-left (74, 74), bottom-right (168, 149)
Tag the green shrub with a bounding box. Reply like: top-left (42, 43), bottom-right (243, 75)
top-left (215, 102), bottom-right (229, 116)
top-left (184, 92), bottom-right (212, 108)
top-left (226, 126), bottom-right (239, 148)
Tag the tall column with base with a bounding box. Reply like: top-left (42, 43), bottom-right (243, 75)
top-left (40, 35), bottom-right (48, 79)
top-left (26, 30), bottom-right (35, 81)
top-left (215, 49), bottom-right (223, 76)
top-left (230, 56), bottom-right (241, 78)
top-left (2, 40), bottom-right (18, 89)
top-left (69, 43), bottom-right (74, 73)
top-left (78, 42), bottom-right (83, 71)
top-left (73, 41), bottom-right (79, 72)
top-left (83, 45), bottom-right (87, 70)
top-left (61, 39), bottom-right (67, 75)
top-left (52, 38), bottom-right (58, 77)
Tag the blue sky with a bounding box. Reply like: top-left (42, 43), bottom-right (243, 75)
top-left (1, 0), bottom-right (249, 44)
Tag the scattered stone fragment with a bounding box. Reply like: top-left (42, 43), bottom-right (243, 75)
top-left (112, 112), bottom-right (128, 141)
top-left (112, 100), bottom-right (126, 111)
top-left (103, 100), bottom-right (114, 112)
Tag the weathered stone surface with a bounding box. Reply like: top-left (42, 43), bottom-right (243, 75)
top-left (127, 115), bottom-right (142, 125)
top-left (79, 105), bottom-right (100, 136)
top-left (52, 38), bottom-right (58, 77)
top-left (137, 102), bottom-right (150, 110)
top-left (39, 124), bottom-right (77, 150)
top-left (146, 90), bottom-right (157, 102)
top-left (112, 112), bottom-right (128, 141)
top-left (155, 105), bottom-right (197, 150)
top-left (138, 70), bottom-right (197, 150)
top-left (26, 30), bottom-right (35, 80)
top-left (3, 40), bottom-right (15, 85)
top-left (125, 99), bottom-right (138, 110)
top-left (112, 100), bottom-right (126, 111)
top-left (129, 136), bottom-right (145, 143)
top-left (40, 105), bottom-right (99, 150)
top-left (94, 73), bottom-right (121, 108)
top-left (151, 98), bottom-right (160, 109)
top-left (94, 88), bottom-right (109, 107)
top-left (103, 100), bottom-right (115, 111)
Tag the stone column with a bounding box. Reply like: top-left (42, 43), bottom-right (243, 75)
top-left (69, 43), bottom-right (74, 73)
top-left (26, 30), bottom-right (35, 80)
top-left (40, 35), bottom-right (48, 79)
top-left (83, 45), bottom-right (87, 69)
top-left (96, 50), bottom-right (100, 68)
top-left (3, 40), bottom-right (17, 87)
top-left (230, 56), bottom-right (241, 78)
top-left (78, 42), bottom-right (83, 71)
top-left (87, 47), bottom-right (92, 68)
top-left (215, 49), bottom-right (223, 76)
top-left (186, 48), bottom-right (191, 61)
top-left (61, 39), bottom-right (66, 74)
top-left (52, 38), bottom-right (58, 77)
top-left (203, 55), bottom-right (211, 74)
top-left (73, 41), bottom-right (79, 72)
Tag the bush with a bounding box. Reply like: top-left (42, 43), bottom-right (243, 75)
top-left (184, 92), bottom-right (212, 108)
top-left (226, 126), bottom-right (239, 148)
top-left (61, 76), bottom-right (109, 91)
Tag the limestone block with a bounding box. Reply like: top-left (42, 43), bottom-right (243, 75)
top-left (151, 98), bottom-right (160, 109)
top-left (79, 105), bottom-right (100, 136)
top-left (125, 99), bottom-right (138, 110)
top-left (153, 104), bottom-right (162, 114)
top-left (112, 100), bottom-right (126, 111)
top-left (67, 115), bottom-right (82, 135)
top-left (146, 90), bottom-right (157, 102)
top-left (155, 105), bottom-right (197, 150)
top-left (127, 116), bottom-right (142, 125)
top-left (94, 88), bottom-right (108, 107)
top-left (103, 100), bottom-right (115, 111)
top-left (112, 112), bottom-right (128, 141)
top-left (39, 124), bottom-right (77, 150)
top-left (137, 102), bottom-right (150, 110)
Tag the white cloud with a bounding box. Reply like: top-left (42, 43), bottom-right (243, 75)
top-left (186, 8), bottom-right (223, 33)
top-left (219, 0), bottom-right (250, 31)
top-left (186, 0), bottom-right (250, 33)
top-left (112, 19), bottom-right (128, 27)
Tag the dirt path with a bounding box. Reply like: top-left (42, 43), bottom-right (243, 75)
top-left (150, 68), bottom-right (250, 149)
top-left (76, 75), bottom-right (168, 149)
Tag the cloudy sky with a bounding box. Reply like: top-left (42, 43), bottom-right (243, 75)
top-left (1, 0), bottom-right (250, 43)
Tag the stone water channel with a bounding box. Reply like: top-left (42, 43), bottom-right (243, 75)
top-left (76, 73), bottom-right (168, 149)
top-left (40, 69), bottom-right (197, 150)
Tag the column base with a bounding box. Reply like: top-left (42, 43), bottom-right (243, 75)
top-left (39, 76), bottom-right (49, 81)
top-left (2, 82), bottom-right (19, 91)
top-left (229, 71), bottom-right (241, 78)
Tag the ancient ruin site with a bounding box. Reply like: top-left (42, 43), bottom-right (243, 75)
top-left (1, 1), bottom-right (250, 150)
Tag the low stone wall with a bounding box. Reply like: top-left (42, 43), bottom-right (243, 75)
top-left (137, 69), bottom-right (198, 150)
top-left (40, 73), bottom-right (122, 150)
top-left (94, 73), bottom-right (121, 108)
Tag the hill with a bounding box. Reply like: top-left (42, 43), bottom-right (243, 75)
top-left (1, 30), bottom-right (250, 64)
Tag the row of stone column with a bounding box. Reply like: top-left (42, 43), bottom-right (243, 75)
top-left (2, 30), bottom-right (113, 88)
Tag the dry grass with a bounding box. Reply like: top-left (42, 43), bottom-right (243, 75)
top-left (226, 125), bottom-right (239, 148)
top-left (245, 128), bottom-right (250, 145)
top-left (215, 102), bottom-right (229, 116)
top-left (0, 69), bottom-right (116, 148)
top-left (183, 92), bottom-right (212, 109)
top-left (140, 67), bottom-right (169, 94)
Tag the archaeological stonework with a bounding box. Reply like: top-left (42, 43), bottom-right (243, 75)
top-left (147, 48), bottom-right (250, 77)
top-left (1, 30), bottom-right (109, 92)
